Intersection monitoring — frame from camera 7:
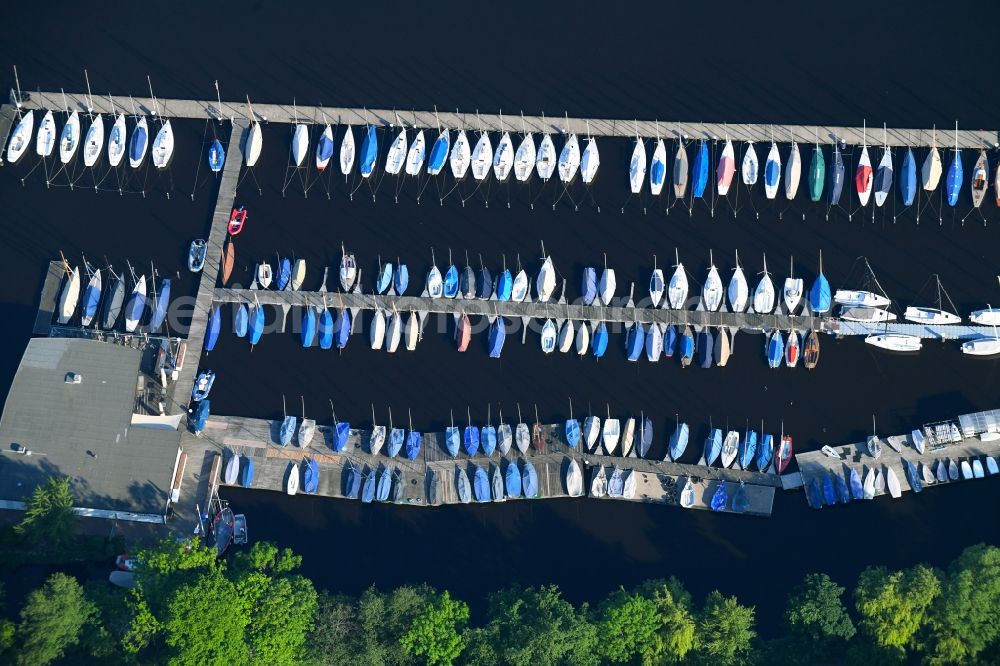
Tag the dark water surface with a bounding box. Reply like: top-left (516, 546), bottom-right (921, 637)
top-left (2, 0), bottom-right (999, 629)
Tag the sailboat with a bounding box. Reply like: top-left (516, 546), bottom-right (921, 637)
top-left (426, 249), bottom-right (443, 298)
top-left (828, 139), bottom-right (845, 204)
top-left (489, 313), bottom-right (506, 358)
top-left (866, 417), bottom-right (883, 459)
top-left (101, 267), bottom-right (125, 329)
top-left (873, 125), bottom-right (893, 207)
top-left (728, 250), bottom-right (749, 313)
top-left (450, 118), bottom-right (471, 179)
top-left (405, 126), bottom-right (427, 176)
top-left (783, 257), bottom-right (803, 314)
top-left (784, 131), bottom-right (801, 200)
top-left (244, 96), bottom-right (263, 167)
top-left (809, 251), bottom-right (832, 314)
top-left (290, 100), bottom-right (309, 167)
top-left (753, 254), bottom-right (775, 314)
top-left (668, 249), bottom-right (688, 309)
top-left (702, 250), bottom-right (723, 312)
top-left (946, 122), bottom-right (963, 207)
top-left (970, 149), bottom-right (988, 208)
top-left (785, 330), bottom-right (800, 367)
top-left (855, 121), bottom-right (874, 206)
top-left (602, 406), bottom-right (621, 455)
top-left (470, 116), bottom-right (493, 181)
top-left (515, 404), bottom-right (530, 454)
top-left (775, 429), bottom-right (793, 474)
top-left (36, 110), bottom-right (56, 158)
top-left (557, 114), bottom-right (580, 183)
top-left (672, 128), bottom-right (689, 198)
top-left (900, 144), bottom-right (916, 205)
top-left (767, 330), bottom-right (784, 368)
top-left (691, 138), bottom-right (708, 198)
top-left (127, 96), bottom-right (148, 168)
top-left (513, 112), bottom-right (535, 182)
top-left (493, 114), bottom-right (514, 181)
top-left (540, 319), bottom-right (557, 354)
top-left (580, 120), bottom-right (600, 184)
top-left (511, 256), bottom-right (528, 303)
top-left (298, 398), bottom-right (316, 448)
top-left (427, 111), bottom-right (450, 176)
top-left (903, 275), bottom-right (961, 325)
top-left (279, 396), bottom-right (297, 447)
top-left (339, 244), bottom-right (357, 291)
top-left (717, 133), bottom-right (736, 195)
top-left (649, 256), bottom-right (665, 307)
top-left (359, 121), bottom-right (379, 177)
top-left (742, 139), bottom-right (759, 185)
top-left (59, 100), bottom-right (81, 164)
top-left (865, 332), bottom-right (921, 352)
top-left (385, 120), bottom-right (407, 175)
top-left (315, 110), bottom-right (334, 171)
top-left (599, 254), bottom-right (616, 306)
top-left (124, 273), bottom-right (147, 333)
top-left (79, 263), bottom-right (102, 327)
top-left (636, 124), bottom-right (653, 195)
top-left (808, 133), bottom-right (825, 202)
top-left (702, 428), bottom-right (723, 466)
top-left (403, 309), bottom-right (419, 352)
top-left (82, 71), bottom-right (104, 168)
top-left (763, 129), bottom-right (781, 199)
top-left (922, 126), bottom-right (943, 191)
top-left (340, 123), bottom-right (356, 175)
top-left (713, 328), bottom-right (730, 367)
top-left (56, 261), bottom-right (81, 325)
top-left (536, 251), bottom-right (556, 302)
top-left (536, 119), bottom-right (556, 180)
top-left (370, 305), bottom-right (386, 350)
top-left (961, 307), bottom-right (1000, 356)
top-left (720, 430), bottom-right (739, 468)
top-left (6, 101), bottom-right (33, 164)
top-left (669, 418), bottom-right (689, 461)
top-left (803, 330), bottom-right (820, 369)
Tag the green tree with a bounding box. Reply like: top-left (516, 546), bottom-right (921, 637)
top-left (463, 584), bottom-right (598, 666)
top-left (925, 544), bottom-right (1000, 664)
top-left (232, 540), bottom-right (302, 576)
top-left (15, 476), bottom-right (75, 552)
top-left (16, 572), bottom-right (95, 666)
top-left (243, 575), bottom-right (317, 665)
top-left (854, 563), bottom-right (939, 659)
top-left (693, 590), bottom-right (756, 666)
top-left (163, 572), bottom-right (249, 666)
top-left (0, 582), bottom-right (17, 658)
top-left (633, 578), bottom-right (697, 662)
top-left (401, 590), bottom-right (468, 665)
top-left (596, 590), bottom-right (663, 664)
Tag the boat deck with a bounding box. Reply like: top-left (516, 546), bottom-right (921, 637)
top-left (795, 418), bottom-right (1000, 505)
top-left (18, 92), bottom-right (999, 149)
top-left (181, 414), bottom-right (778, 516)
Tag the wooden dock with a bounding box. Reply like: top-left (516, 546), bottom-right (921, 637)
top-left (794, 410), bottom-right (1000, 505)
top-left (185, 414), bottom-right (777, 516)
top-left (0, 104), bottom-right (17, 166)
top-left (17, 92), bottom-right (999, 149)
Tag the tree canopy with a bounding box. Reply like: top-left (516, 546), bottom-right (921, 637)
top-left (692, 590), bottom-right (756, 665)
top-left (16, 572), bottom-right (95, 666)
top-left (401, 590), bottom-right (468, 665)
top-left (15, 476), bottom-right (75, 553)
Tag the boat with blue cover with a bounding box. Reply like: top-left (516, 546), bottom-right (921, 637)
top-left (376, 466), bottom-right (391, 501)
top-left (303, 458), bottom-right (319, 494)
top-left (334, 308), bottom-right (351, 348)
top-left (387, 409), bottom-right (404, 457)
top-left (207, 136), bottom-right (225, 172)
top-left (835, 474), bottom-right (851, 503)
top-left (445, 411), bottom-right (460, 457)
top-left (376, 261), bottom-right (393, 294)
top-left (828, 141), bottom-right (845, 204)
top-left (488, 317), bottom-right (506, 358)
top-left (443, 263), bottom-right (459, 299)
top-left (345, 462), bottom-right (361, 499)
top-left (491, 465), bottom-right (504, 500)
top-left (767, 330), bottom-right (784, 368)
top-left (849, 468), bottom-right (864, 499)
top-left (192, 399), bottom-right (210, 436)
top-left (822, 475), bottom-right (836, 506)
top-left (150, 278), bottom-right (171, 332)
top-left (731, 481), bottom-right (749, 513)
top-left (301, 306), bottom-right (316, 347)
top-left (233, 303), bottom-right (248, 337)
top-left (807, 478), bottom-right (823, 508)
top-left (626, 323), bottom-right (644, 361)
top-left (692, 139), bottom-right (709, 198)
top-left (669, 419), bottom-right (689, 461)
top-left (505, 461), bottom-right (522, 497)
top-left (473, 466), bottom-right (490, 502)
top-left (808, 140), bottom-right (825, 202)
top-left (427, 126), bottom-right (450, 175)
top-left (463, 408), bottom-right (479, 456)
top-left (481, 410), bottom-right (497, 456)
top-left (318, 306), bottom-right (333, 349)
top-left (359, 124), bottom-right (378, 178)
top-left (607, 467), bottom-right (624, 497)
top-left (664, 325), bottom-right (678, 358)
top-left (592, 322), bottom-right (609, 358)
top-left (680, 326), bottom-right (695, 367)
top-left (361, 469), bottom-right (376, 503)
top-left (809, 251), bottom-right (832, 314)
top-left (903, 458), bottom-right (922, 493)
top-left (738, 430), bottom-right (757, 470)
top-left (456, 467), bottom-right (471, 504)
top-left (192, 370), bottom-right (215, 401)
top-left (206, 305), bottom-right (221, 351)
top-left (565, 401), bottom-right (581, 449)
top-left (757, 432), bottom-right (774, 472)
top-left (394, 261), bottom-right (409, 295)
top-left (522, 461), bottom-right (539, 498)
top-left (581, 267), bottom-right (597, 305)
top-left (703, 428), bottom-right (723, 466)
top-left (248, 301), bottom-right (264, 346)
top-left (946, 123), bottom-right (962, 207)
top-left (764, 137), bottom-right (782, 199)
top-left (405, 429), bottom-right (421, 461)
top-left (241, 455), bottom-right (254, 487)
top-left (900, 147), bottom-right (916, 205)
top-left (276, 258), bottom-right (291, 291)
top-left (478, 260), bottom-right (493, 299)
top-left (497, 262), bottom-right (513, 301)
top-left (80, 266), bottom-right (102, 327)
top-left (698, 329), bottom-right (714, 368)
top-left (710, 481), bottom-right (728, 511)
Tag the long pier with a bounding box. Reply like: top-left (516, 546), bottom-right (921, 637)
top-left (185, 414), bottom-right (778, 516)
top-left (17, 90), bottom-right (1000, 149)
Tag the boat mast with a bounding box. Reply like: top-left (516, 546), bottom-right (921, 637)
top-left (60, 88), bottom-right (69, 117)
top-left (83, 69), bottom-right (94, 117)
top-left (129, 94), bottom-right (138, 120)
top-left (214, 80), bottom-right (224, 122)
top-left (11, 65), bottom-right (23, 109)
top-left (147, 76), bottom-right (161, 125)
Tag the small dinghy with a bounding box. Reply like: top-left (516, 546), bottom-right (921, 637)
top-left (602, 412), bottom-right (621, 455)
top-left (649, 258), bottom-right (665, 308)
top-left (679, 326), bottom-right (695, 367)
top-left (455, 468), bottom-right (471, 504)
top-left (607, 467), bottom-right (624, 498)
top-left (900, 146), bottom-right (916, 205)
top-left (233, 303), bottom-right (248, 337)
top-left (565, 460), bottom-right (583, 497)
top-left (720, 430), bottom-right (740, 468)
top-left (223, 452), bottom-right (239, 485)
top-left (822, 475), bottom-right (836, 506)
top-left (986, 457), bottom-right (999, 475)
top-left (622, 470), bottom-right (637, 499)
top-left (767, 330), bottom-right (784, 368)
top-left (731, 481), bottom-right (750, 513)
top-left (776, 435), bottom-right (793, 474)
top-left (669, 420), bottom-right (689, 461)
top-left (672, 137), bottom-right (689, 198)
top-left (286, 463), bottom-right (299, 496)
top-left (581, 267), bottom-right (598, 305)
top-left (742, 140), bottom-right (759, 184)
top-left (205, 305), bottom-right (221, 351)
top-left (863, 468), bottom-right (876, 499)
top-left (885, 467), bottom-right (902, 498)
top-left (646, 323), bottom-right (663, 362)
top-left (536, 255), bottom-right (556, 302)
top-left (344, 463), bottom-right (361, 499)
top-left (387, 418), bottom-right (404, 458)
top-left (521, 461), bottom-right (539, 498)
top-left (829, 141), bottom-right (845, 204)
top-left (57, 265), bottom-right (81, 325)
top-left (148, 278), bottom-right (171, 333)
top-left (691, 139), bottom-right (709, 198)
top-left (463, 409), bottom-right (480, 456)
top-left (808, 140), bottom-right (825, 201)
top-left (947, 459), bottom-right (959, 481)
top-left (491, 465), bottom-right (504, 501)
top-left (208, 138), bottom-right (225, 172)
top-left (557, 318), bottom-right (575, 354)
top-left (80, 267), bottom-right (102, 327)
top-left (505, 461), bottom-right (522, 497)
top-left (785, 329), bottom-right (800, 367)
top-left (188, 240), bottom-right (207, 272)
top-left (921, 463), bottom-right (936, 486)
top-left (679, 477), bottom-right (696, 508)
top-left (702, 428), bottom-right (723, 466)
top-left (903, 458), bottom-right (922, 493)
top-left (473, 466), bottom-right (490, 502)
top-left (541, 319), bottom-right (558, 354)
top-left (241, 455), bottom-right (255, 487)
top-left (488, 317), bottom-right (506, 358)
top-left (583, 415), bottom-right (601, 452)
top-left (923, 129), bottom-right (943, 191)
top-left (849, 468), bottom-right (864, 500)
top-left (303, 459), bottom-right (319, 494)
top-left (972, 459), bottom-right (985, 479)
top-left (376, 467), bottom-right (392, 502)
top-left (756, 432), bottom-right (774, 472)
top-left (970, 150), bottom-right (988, 208)
top-left (784, 139), bottom-right (801, 199)
top-left (738, 430), bottom-right (758, 470)
top-left (359, 124), bottom-right (378, 177)
top-left (590, 466), bottom-right (607, 497)
top-left (783, 258), bottom-right (803, 314)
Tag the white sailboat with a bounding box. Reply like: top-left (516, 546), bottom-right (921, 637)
top-left (57, 264), bottom-right (81, 324)
top-left (599, 254), bottom-right (616, 306)
top-left (290, 101), bottom-right (309, 167)
top-left (36, 110), bottom-right (56, 158)
top-left (649, 256), bottom-right (665, 308)
top-left (631, 126), bottom-right (649, 194)
top-left (513, 113), bottom-right (536, 182)
top-left (902, 275), bottom-right (960, 325)
top-left (602, 407), bottom-right (621, 455)
top-left (450, 124), bottom-right (471, 179)
top-left (493, 117), bottom-right (514, 181)
top-left (834, 290), bottom-right (890, 308)
top-left (386, 307), bottom-right (402, 352)
top-left (511, 256), bottom-right (528, 303)
top-left (59, 108), bottom-right (81, 164)
top-left (668, 248), bottom-right (688, 309)
top-left (106, 97), bottom-right (127, 167)
top-left (557, 316), bottom-right (575, 353)
top-left (728, 249), bottom-right (749, 313)
top-left (865, 333), bottom-right (922, 351)
top-left (129, 96), bottom-right (149, 168)
top-left (339, 244), bottom-right (357, 292)
top-left (753, 254), bottom-right (775, 314)
top-left (702, 250), bottom-right (723, 312)
top-left (370, 306), bottom-right (386, 350)
top-left (764, 137), bottom-right (781, 199)
top-left (784, 134), bottom-right (801, 200)
top-left (385, 122), bottom-right (407, 175)
top-left (874, 126), bottom-right (893, 207)
top-left (536, 122), bottom-right (556, 181)
top-left (405, 128), bottom-right (427, 176)
top-left (151, 118), bottom-right (174, 169)
top-left (6, 109), bottom-right (33, 164)
top-left (922, 126), bottom-right (942, 191)
top-left (540, 319), bottom-right (557, 353)
top-left (575, 321), bottom-right (591, 356)
top-left (244, 96), bottom-right (263, 167)
top-left (404, 310), bottom-right (420, 351)
top-left (742, 140), bottom-right (759, 184)
top-left (783, 257), bottom-right (803, 314)
top-left (536, 253), bottom-right (556, 302)
top-left (470, 127), bottom-right (493, 181)
top-left (839, 306), bottom-right (896, 323)
top-left (316, 113), bottom-right (334, 171)
top-left (650, 132), bottom-right (666, 196)
top-left (557, 115), bottom-right (580, 183)
top-left (339, 124), bottom-right (355, 175)
top-left (580, 121), bottom-right (600, 184)
top-left (717, 136), bottom-right (736, 195)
